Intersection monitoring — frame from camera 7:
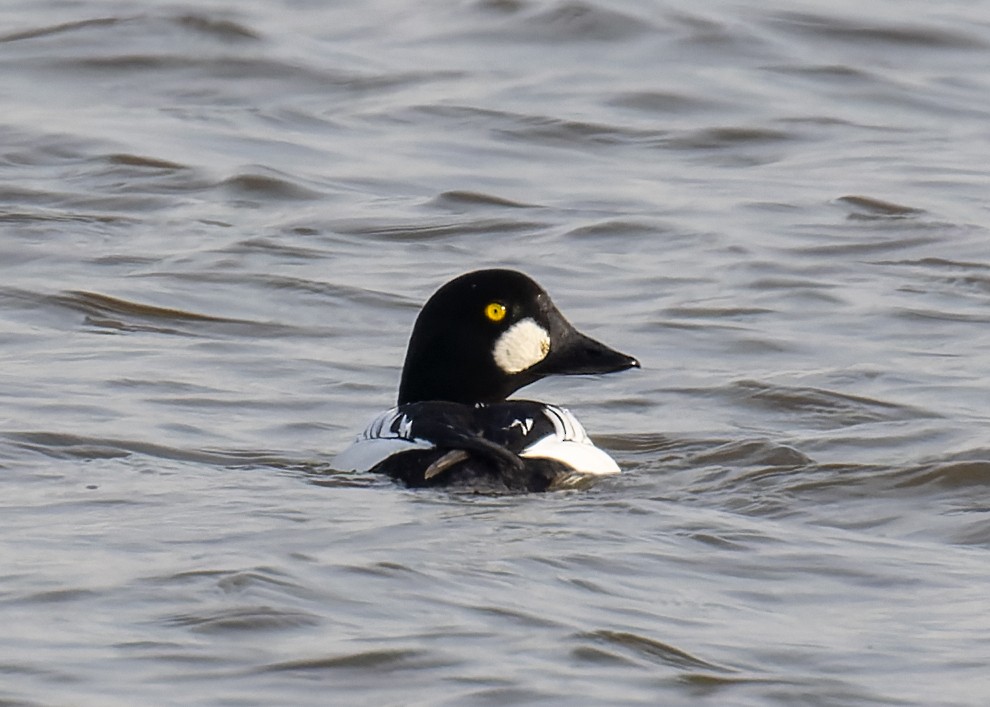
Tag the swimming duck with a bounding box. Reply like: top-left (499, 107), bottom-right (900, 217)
top-left (332, 269), bottom-right (639, 492)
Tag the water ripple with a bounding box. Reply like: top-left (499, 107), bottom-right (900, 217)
top-left (164, 606), bottom-right (320, 633)
top-left (261, 648), bottom-right (446, 672)
top-left (768, 11), bottom-right (989, 49)
top-left (577, 630), bottom-right (734, 673)
top-left (478, 0), bottom-right (655, 43)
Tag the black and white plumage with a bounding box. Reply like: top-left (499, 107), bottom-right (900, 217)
top-left (332, 269), bottom-right (639, 493)
top-left (334, 401), bottom-right (619, 492)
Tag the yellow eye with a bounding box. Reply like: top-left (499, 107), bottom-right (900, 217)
top-left (484, 302), bottom-right (507, 322)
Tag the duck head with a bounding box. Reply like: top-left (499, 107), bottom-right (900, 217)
top-left (398, 269), bottom-right (639, 405)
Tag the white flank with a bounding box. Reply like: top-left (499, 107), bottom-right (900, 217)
top-left (520, 437), bottom-right (620, 475)
top-left (492, 318), bottom-right (551, 374)
top-left (519, 405), bottom-right (621, 475)
top-left (332, 407), bottom-right (434, 471)
top-left (333, 436), bottom-right (433, 472)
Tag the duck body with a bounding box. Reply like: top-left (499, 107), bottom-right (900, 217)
top-left (333, 269), bottom-right (638, 492)
top-left (333, 400), bottom-right (620, 492)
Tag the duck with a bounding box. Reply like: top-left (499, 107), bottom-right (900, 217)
top-left (332, 269), bottom-right (639, 492)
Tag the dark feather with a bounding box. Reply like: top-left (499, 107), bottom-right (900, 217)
top-left (370, 447), bottom-right (570, 493)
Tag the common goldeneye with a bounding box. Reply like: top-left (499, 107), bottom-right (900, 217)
top-left (332, 269), bottom-right (639, 492)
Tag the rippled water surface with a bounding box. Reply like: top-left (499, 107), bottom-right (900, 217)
top-left (3, 0), bottom-right (990, 704)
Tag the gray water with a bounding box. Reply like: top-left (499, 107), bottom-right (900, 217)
top-left (2, 0), bottom-right (990, 704)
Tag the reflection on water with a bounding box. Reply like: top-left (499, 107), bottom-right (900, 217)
top-left (2, 0), bottom-right (989, 704)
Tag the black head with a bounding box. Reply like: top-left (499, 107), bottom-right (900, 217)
top-left (397, 269), bottom-right (639, 405)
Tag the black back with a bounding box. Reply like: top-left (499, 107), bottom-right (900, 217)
top-left (367, 400), bottom-right (576, 492)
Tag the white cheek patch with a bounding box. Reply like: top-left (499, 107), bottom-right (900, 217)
top-left (492, 318), bottom-right (551, 374)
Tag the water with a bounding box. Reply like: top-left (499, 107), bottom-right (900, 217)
top-left (2, 0), bottom-right (990, 704)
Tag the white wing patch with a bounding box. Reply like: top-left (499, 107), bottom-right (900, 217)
top-left (510, 417), bottom-right (535, 435)
top-left (397, 413), bottom-right (414, 439)
top-left (332, 407), bottom-right (434, 472)
top-left (519, 405), bottom-right (620, 476)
